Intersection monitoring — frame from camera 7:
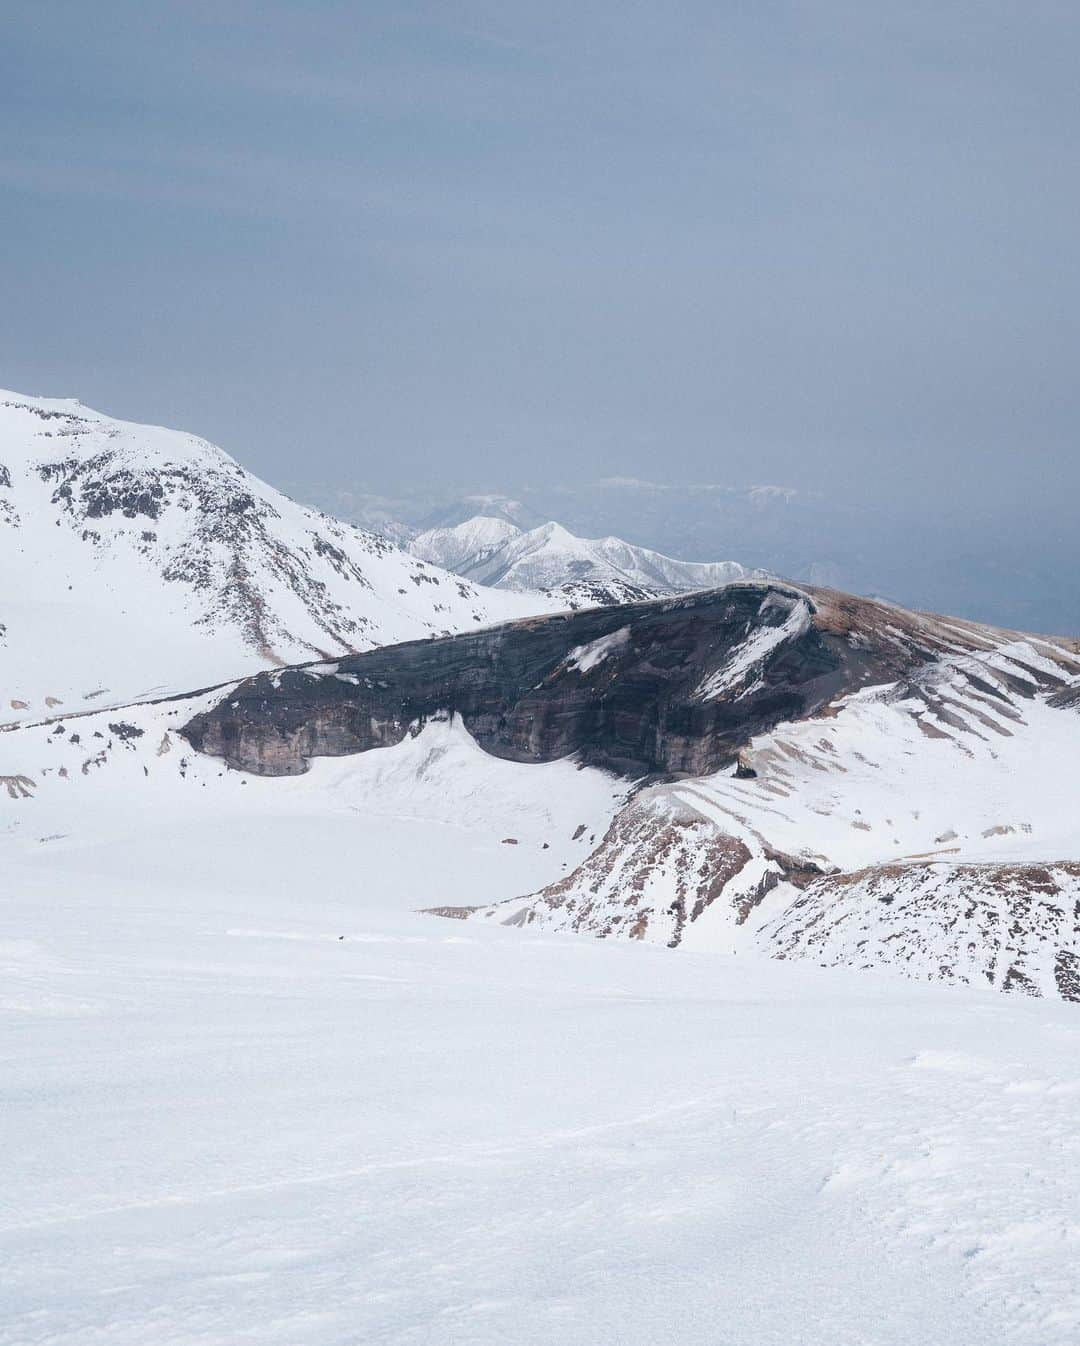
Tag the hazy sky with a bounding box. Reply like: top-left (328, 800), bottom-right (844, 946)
top-left (2, 1), bottom-right (1078, 518)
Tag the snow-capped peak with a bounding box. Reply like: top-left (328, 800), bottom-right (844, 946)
top-left (409, 513), bottom-right (756, 608)
top-left (0, 391), bottom-right (548, 724)
top-left (403, 515), bottom-right (523, 580)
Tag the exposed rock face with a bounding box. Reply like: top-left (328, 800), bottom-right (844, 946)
top-left (182, 580), bottom-right (1078, 781)
top-left (181, 583), bottom-right (942, 776)
top-left (1049, 682), bottom-right (1080, 710)
top-left (470, 788), bottom-right (821, 947)
top-left (763, 862), bottom-right (1080, 1001)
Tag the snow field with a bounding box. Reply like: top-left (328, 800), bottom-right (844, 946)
top-left (2, 714), bottom-right (1079, 1343)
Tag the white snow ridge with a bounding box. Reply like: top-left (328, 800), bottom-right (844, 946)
top-left (3, 390), bottom-right (1080, 1346)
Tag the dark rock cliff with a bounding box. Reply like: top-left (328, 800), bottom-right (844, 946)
top-left (181, 581), bottom-right (1041, 779)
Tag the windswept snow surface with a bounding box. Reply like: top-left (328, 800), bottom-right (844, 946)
top-left (3, 701), bottom-right (1080, 1342)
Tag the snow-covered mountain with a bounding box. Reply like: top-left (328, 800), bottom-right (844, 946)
top-left (410, 516), bottom-right (754, 607)
top-left (10, 576), bottom-right (1064, 1002)
top-left (442, 589), bottom-right (1080, 999)
top-left (471, 630), bottom-right (1080, 998)
top-left (167, 581), bottom-right (1080, 1002)
top-left (0, 392), bottom-right (546, 724)
top-left (409, 515), bottom-right (523, 580)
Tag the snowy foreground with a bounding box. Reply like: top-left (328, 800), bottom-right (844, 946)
top-left (3, 727), bottom-right (1080, 1344)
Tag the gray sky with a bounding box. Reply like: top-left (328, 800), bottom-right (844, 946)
top-left (2, 1), bottom-right (1078, 521)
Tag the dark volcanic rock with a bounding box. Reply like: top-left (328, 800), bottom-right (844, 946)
top-left (181, 581), bottom-right (1015, 778)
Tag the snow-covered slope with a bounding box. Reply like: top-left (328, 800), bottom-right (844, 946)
top-left (0, 699), bottom-right (625, 903)
top-left (4, 680), bottom-right (1080, 1344)
top-left (410, 516), bottom-right (754, 607)
top-left (0, 393), bottom-right (547, 725)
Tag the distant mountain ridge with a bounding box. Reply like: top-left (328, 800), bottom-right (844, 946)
top-left (410, 515), bottom-right (756, 607)
top-left (298, 477), bottom-right (1080, 637)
